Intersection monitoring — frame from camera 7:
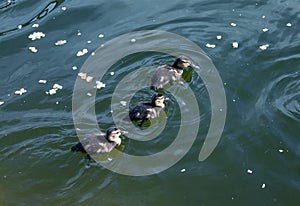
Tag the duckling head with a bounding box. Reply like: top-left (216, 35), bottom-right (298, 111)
top-left (151, 93), bottom-right (165, 108)
top-left (106, 127), bottom-right (127, 146)
top-left (172, 55), bottom-right (191, 69)
top-left (173, 55), bottom-right (200, 70)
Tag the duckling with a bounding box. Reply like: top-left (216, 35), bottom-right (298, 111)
top-left (129, 93), bottom-right (165, 126)
top-left (71, 127), bottom-right (127, 156)
top-left (150, 55), bottom-right (197, 90)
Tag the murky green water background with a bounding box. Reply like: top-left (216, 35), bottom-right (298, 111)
top-left (1, 0), bottom-right (299, 205)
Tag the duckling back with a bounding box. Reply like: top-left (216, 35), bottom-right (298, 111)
top-left (151, 65), bottom-right (182, 90)
top-left (71, 133), bottom-right (117, 155)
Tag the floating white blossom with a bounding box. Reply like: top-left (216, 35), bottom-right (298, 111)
top-left (38, 80), bottom-right (47, 84)
top-left (28, 47), bottom-right (38, 53)
top-left (216, 35), bottom-right (222, 40)
top-left (230, 23), bottom-right (237, 27)
top-left (205, 43), bottom-right (216, 48)
top-left (18, 25), bottom-right (22, 29)
top-left (48, 89), bottom-right (57, 95)
top-left (259, 44), bottom-right (269, 50)
top-left (55, 40), bottom-right (67, 46)
top-left (278, 149), bottom-right (284, 153)
top-left (72, 66), bottom-right (78, 70)
top-left (87, 40), bottom-right (92, 44)
top-left (232, 42), bottom-right (239, 48)
top-left (180, 169), bottom-right (186, 173)
top-left (262, 15), bottom-right (266, 19)
top-left (53, 83), bottom-right (63, 90)
top-left (61, 6), bottom-right (66, 11)
top-left (95, 81), bottom-right (106, 89)
top-left (28, 32), bottom-right (45, 40)
top-left (0, 101), bottom-right (4, 106)
top-left (87, 92), bottom-right (92, 97)
top-left (247, 169), bottom-right (253, 174)
top-left (32, 24), bottom-right (39, 28)
top-left (120, 101), bottom-right (127, 106)
top-left (76, 48), bottom-right (88, 56)
top-left (98, 34), bottom-right (104, 38)
top-left (262, 28), bottom-right (269, 32)
top-left (78, 72), bottom-right (87, 80)
top-left (286, 23), bottom-right (292, 27)
top-left (261, 183), bottom-right (266, 189)
top-left (130, 38), bottom-right (136, 43)
top-left (15, 88), bottom-right (27, 95)
top-left (77, 31), bottom-right (81, 36)
top-left (110, 72), bottom-right (115, 76)
top-left (86, 76), bottom-right (94, 83)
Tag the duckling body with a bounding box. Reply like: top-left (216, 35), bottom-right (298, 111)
top-left (129, 93), bottom-right (165, 124)
top-left (151, 56), bottom-right (192, 90)
top-left (71, 127), bottom-right (126, 155)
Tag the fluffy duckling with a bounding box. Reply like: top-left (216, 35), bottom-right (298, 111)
top-left (150, 55), bottom-right (197, 90)
top-left (71, 127), bottom-right (127, 156)
top-left (129, 93), bottom-right (165, 125)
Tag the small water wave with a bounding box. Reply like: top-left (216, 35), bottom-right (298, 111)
top-left (256, 71), bottom-right (300, 123)
top-left (0, 0), bottom-right (64, 36)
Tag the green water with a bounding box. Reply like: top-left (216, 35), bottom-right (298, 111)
top-left (1, 0), bottom-right (299, 205)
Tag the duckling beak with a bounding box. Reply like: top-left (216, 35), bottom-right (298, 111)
top-left (190, 63), bottom-right (200, 69)
top-left (120, 130), bottom-right (128, 135)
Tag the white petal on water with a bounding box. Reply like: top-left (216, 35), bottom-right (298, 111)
top-left (28, 32), bottom-right (45, 40)
top-left (98, 34), bottom-right (104, 38)
top-left (32, 24), bottom-right (39, 28)
top-left (130, 38), bottom-right (136, 43)
top-left (205, 43), bottom-right (216, 48)
top-left (61, 6), bottom-right (66, 11)
top-left (95, 81), bottom-right (106, 89)
top-left (247, 169), bottom-right (253, 174)
top-left (28, 47), bottom-right (38, 53)
top-left (49, 89), bottom-right (57, 95)
top-left (261, 183), bottom-right (266, 189)
top-left (120, 101), bottom-right (127, 106)
top-left (78, 72), bottom-right (87, 80)
top-left (230, 22), bottom-right (237, 27)
top-left (262, 28), bottom-right (269, 32)
top-left (232, 42), bottom-right (239, 48)
top-left (259, 44), bottom-right (269, 50)
top-left (180, 169), bottom-right (186, 173)
top-left (55, 40), bottom-right (67, 46)
top-left (72, 66), bottom-right (78, 70)
top-left (216, 35), bottom-right (222, 40)
top-left (110, 72), bottom-right (115, 76)
top-left (38, 80), bottom-right (47, 84)
top-left (15, 88), bottom-right (27, 95)
top-left (286, 23), bottom-right (292, 27)
top-left (278, 149), bottom-right (284, 153)
top-left (86, 76), bottom-right (94, 83)
top-left (53, 83), bottom-right (63, 90)
top-left (0, 101), bottom-right (4, 106)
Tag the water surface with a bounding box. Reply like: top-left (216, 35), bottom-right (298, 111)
top-left (1, 0), bottom-right (300, 205)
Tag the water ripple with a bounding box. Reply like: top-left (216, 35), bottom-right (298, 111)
top-left (0, 0), bottom-right (64, 36)
top-left (256, 71), bottom-right (300, 123)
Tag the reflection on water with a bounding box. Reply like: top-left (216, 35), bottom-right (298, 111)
top-left (1, 0), bottom-right (300, 205)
